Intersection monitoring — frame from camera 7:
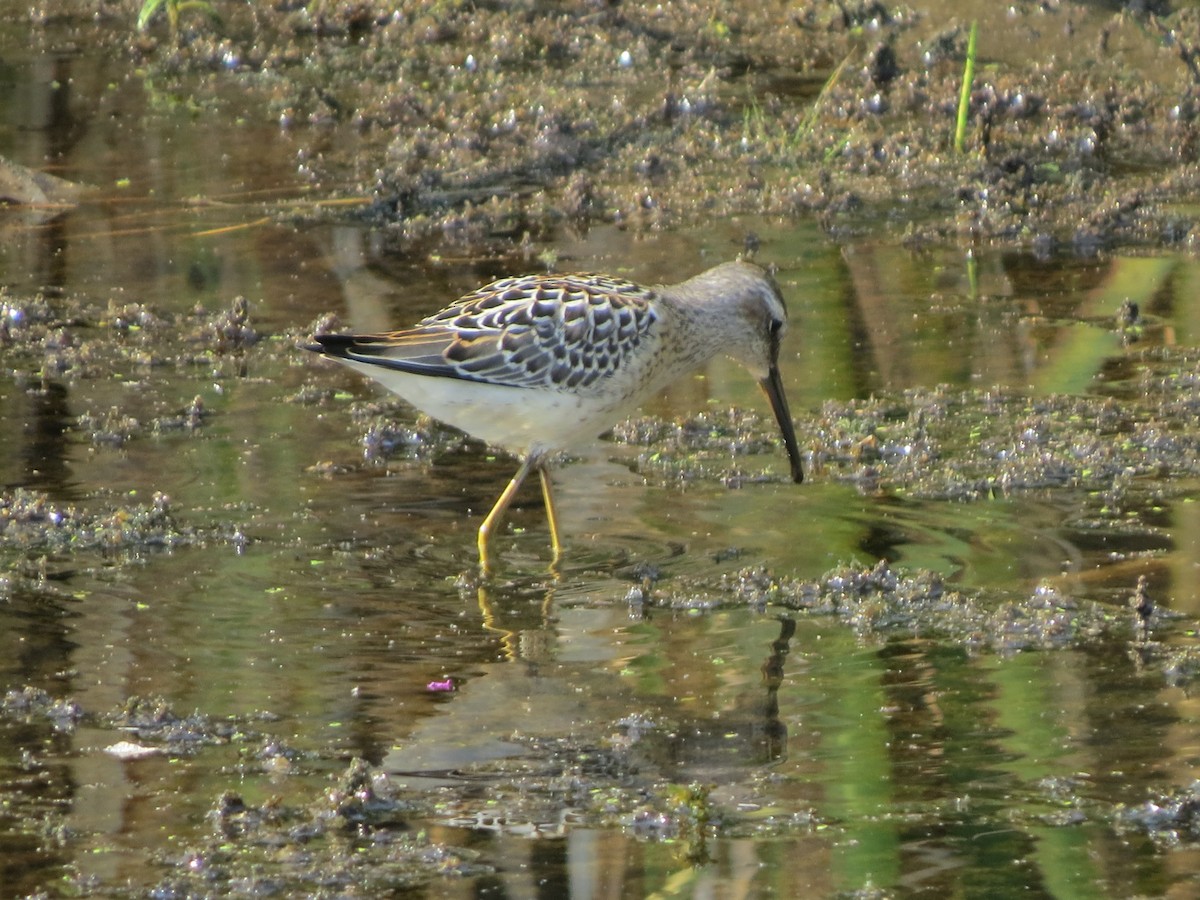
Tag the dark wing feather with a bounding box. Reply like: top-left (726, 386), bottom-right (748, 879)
top-left (309, 330), bottom-right (459, 374)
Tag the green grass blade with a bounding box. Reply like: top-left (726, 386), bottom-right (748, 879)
top-left (177, 0), bottom-right (220, 23)
top-left (954, 21), bottom-right (978, 154)
top-left (137, 0), bottom-right (167, 31)
top-left (794, 51), bottom-right (853, 146)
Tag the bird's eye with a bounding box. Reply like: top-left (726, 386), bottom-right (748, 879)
top-left (769, 319), bottom-right (784, 335)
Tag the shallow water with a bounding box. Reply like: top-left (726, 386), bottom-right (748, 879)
top-left (5, 9), bottom-right (1200, 900)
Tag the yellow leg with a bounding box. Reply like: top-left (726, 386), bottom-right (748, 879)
top-left (478, 457), bottom-right (535, 575)
top-left (538, 467), bottom-right (563, 567)
top-left (476, 583), bottom-right (517, 660)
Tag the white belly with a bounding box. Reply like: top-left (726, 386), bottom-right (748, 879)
top-left (334, 358), bottom-right (637, 458)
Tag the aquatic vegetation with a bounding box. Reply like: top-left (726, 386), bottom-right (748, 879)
top-left (795, 51), bottom-right (853, 160)
top-left (955, 21), bottom-right (979, 153)
top-left (137, 0), bottom-right (219, 42)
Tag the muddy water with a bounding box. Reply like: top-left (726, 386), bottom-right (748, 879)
top-left (4, 16), bottom-right (1200, 900)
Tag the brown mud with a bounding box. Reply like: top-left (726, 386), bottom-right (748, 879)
top-left (37, 0), bottom-right (1200, 247)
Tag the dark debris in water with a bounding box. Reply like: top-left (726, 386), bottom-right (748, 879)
top-left (1116, 782), bottom-right (1200, 847)
top-left (0, 292), bottom-right (281, 579)
top-left (149, 759), bottom-right (488, 897)
top-left (1, 686), bottom-right (83, 732)
top-left (349, 399), bottom-right (468, 464)
top-left (0, 689), bottom-right (274, 750)
top-left (72, 395), bottom-right (208, 446)
top-left (0, 488), bottom-right (232, 566)
top-left (645, 559), bottom-right (1144, 657)
top-left (613, 360), bottom-right (1200, 531)
top-left (642, 555), bottom-right (1200, 690)
top-left (613, 407), bottom-right (799, 486)
top-left (110, 696), bottom-right (259, 755)
top-left (199, 295), bottom-right (259, 354)
top-left (2, 289), bottom-right (268, 381)
top-left (0, 695), bottom-right (497, 894)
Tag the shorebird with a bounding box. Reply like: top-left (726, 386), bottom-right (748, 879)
top-left (306, 260), bottom-right (804, 572)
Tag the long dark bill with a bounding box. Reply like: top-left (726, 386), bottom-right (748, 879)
top-left (759, 365), bottom-right (805, 484)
